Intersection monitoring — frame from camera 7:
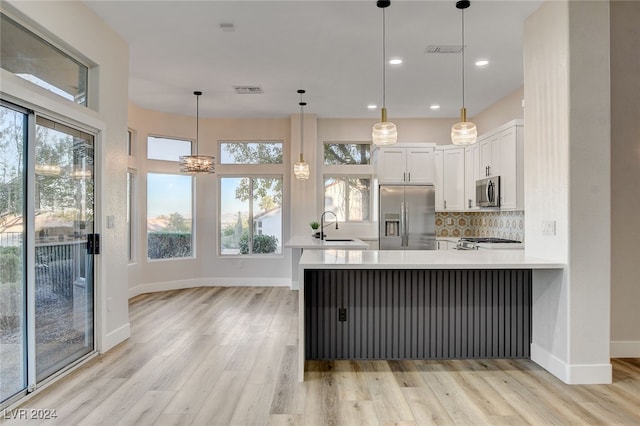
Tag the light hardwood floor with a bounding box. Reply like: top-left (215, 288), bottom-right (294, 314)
top-left (5, 286), bottom-right (640, 425)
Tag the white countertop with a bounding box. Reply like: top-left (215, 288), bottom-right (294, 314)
top-left (299, 249), bottom-right (564, 269)
top-left (285, 235), bottom-right (369, 250)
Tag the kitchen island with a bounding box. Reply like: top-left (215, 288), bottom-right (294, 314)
top-left (297, 249), bottom-right (565, 381)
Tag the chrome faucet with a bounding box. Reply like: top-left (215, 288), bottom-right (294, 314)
top-left (320, 211), bottom-right (339, 240)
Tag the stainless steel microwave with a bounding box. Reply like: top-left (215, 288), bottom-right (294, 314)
top-left (476, 176), bottom-right (500, 207)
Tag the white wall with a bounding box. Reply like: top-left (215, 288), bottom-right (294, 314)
top-left (524, 0), bottom-right (611, 383)
top-left (473, 87), bottom-right (524, 136)
top-left (3, 1), bottom-right (131, 351)
top-left (610, 0), bottom-right (640, 357)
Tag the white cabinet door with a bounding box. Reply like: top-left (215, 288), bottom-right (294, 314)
top-left (377, 146), bottom-right (434, 184)
top-left (434, 149), bottom-right (444, 211)
top-left (498, 126), bottom-right (519, 209)
top-left (464, 144), bottom-right (480, 210)
top-left (377, 148), bottom-right (406, 183)
top-left (479, 135), bottom-right (501, 178)
top-left (406, 147), bottom-right (435, 183)
top-left (443, 148), bottom-right (465, 211)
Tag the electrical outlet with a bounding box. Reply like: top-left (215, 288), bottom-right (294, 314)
top-left (338, 307), bottom-right (347, 322)
top-left (542, 220), bottom-right (556, 236)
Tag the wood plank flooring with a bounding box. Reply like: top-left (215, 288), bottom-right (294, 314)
top-left (5, 286), bottom-right (640, 425)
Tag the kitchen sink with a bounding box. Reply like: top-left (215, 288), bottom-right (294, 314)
top-left (324, 238), bottom-right (355, 242)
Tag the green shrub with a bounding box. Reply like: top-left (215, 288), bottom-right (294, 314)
top-left (239, 233), bottom-right (278, 254)
top-left (148, 232), bottom-right (192, 259)
top-left (0, 246), bottom-right (21, 284)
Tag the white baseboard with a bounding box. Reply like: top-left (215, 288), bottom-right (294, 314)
top-left (128, 277), bottom-right (290, 299)
top-left (611, 340), bottom-right (640, 358)
top-left (531, 343), bottom-right (612, 384)
top-left (100, 322), bottom-right (130, 353)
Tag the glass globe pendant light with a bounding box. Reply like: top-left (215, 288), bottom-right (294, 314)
top-left (179, 91), bottom-right (215, 174)
top-left (293, 89), bottom-right (310, 180)
top-left (372, 0), bottom-right (398, 146)
top-left (451, 0), bottom-right (478, 146)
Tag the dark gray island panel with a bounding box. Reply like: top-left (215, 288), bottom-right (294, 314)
top-left (304, 269), bottom-right (531, 360)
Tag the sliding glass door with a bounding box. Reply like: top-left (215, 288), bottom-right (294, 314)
top-left (0, 102), bottom-right (27, 403)
top-left (0, 101), bottom-right (96, 405)
top-left (34, 117), bottom-right (95, 382)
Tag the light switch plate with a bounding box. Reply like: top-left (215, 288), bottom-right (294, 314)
top-left (106, 215), bottom-right (115, 229)
top-left (542, 220), bottom-right (556, 236)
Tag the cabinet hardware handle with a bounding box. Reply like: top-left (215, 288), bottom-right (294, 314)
top-left (403, 172), bottom-right (406, 182)
top-left (444, 200), bottom-right (447, 209)
top-left (408, 172), bottom-right (411, 182)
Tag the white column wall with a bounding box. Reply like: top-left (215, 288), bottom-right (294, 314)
top-left (610, 0), bottom-right (640, 358)
top-left (524, 0), bottom-right (611, 384)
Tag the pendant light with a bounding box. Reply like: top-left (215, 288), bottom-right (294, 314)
top-left (293, 89), bottom-right (310, 180)
top-left (179, 91), bottom-right (215, 174)
top-left (451, 0), bottom-right (478, 146)
top-left (372, 0), bottom-right (398, 146)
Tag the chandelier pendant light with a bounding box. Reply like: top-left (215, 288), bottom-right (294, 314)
top-left (293, 89), bottom-right (310, 180)
top-left (372, 0), bottom-right (398, 146)
top-left (180, 91), bottom-right (215, 174)
top-left (451, 0), bottom-right (478, 146)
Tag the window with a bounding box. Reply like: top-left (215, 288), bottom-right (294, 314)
top-left (147, 136), bottom-right (191, 162)
top-left (127, 171), bottom-right (136, 262)
top-left (147, 173), bottom-right (193, 260)
top-left (324, 142), bottom-right (371, 165)
top-left (127, 130), bottom-right (134, 157)
top-left (1, 13), bottom-right (88, 105)
top-left (220, 141), bottom-right (283, 165)
top-left (220, 176), bottom-right (282, 255)
top-left (322, 142), bottom-right (373, 222)
top-left (324, 176), bottom-right (371, 221)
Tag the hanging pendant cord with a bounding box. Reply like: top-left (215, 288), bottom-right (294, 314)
top-left (461, 9), bottom-right (465, 109)
top-left (300, 92), bottom-right (304, 157)
top-left (195, 92), bottom-right (200, 155)
top-left (382, 7), bottom-right (387, 109)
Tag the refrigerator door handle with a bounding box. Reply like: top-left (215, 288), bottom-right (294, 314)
top-left (401, 202), bottom-right (409, 247)
top-left (400, 202), bottom-right (405, 246)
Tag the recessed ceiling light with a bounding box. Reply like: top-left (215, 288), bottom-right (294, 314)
top-left (389, 58), bottom-right (403, 65)
top-left (367, 104), bottom-right (377, 110)
top-left (475, 59), bottom-right (489, 67)
top-left (430, 104), bottom-right (440, 110)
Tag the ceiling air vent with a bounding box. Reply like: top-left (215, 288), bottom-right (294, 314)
top-left (233, 85), bottom-right (263, 94)
top-left (425, 45), bottom-right (464, 54)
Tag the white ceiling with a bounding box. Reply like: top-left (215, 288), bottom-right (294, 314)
top-left (83, 0), bottom-right (542, 120)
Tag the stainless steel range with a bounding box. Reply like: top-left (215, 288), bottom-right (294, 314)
top-left (455, 237), bottom-right (522, 250)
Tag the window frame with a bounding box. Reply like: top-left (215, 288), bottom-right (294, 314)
top-left (127, 169), bottom-right (137, 264)
top-left (146, 134), bottom-right (192, 163)
top-left (218, 140), bottom-right (284, 165)
top-left (321, 141), bottom-right (374, 224)
top-left (1, 12), bottom-right (90, 106)
top-left (218, 174), bottom-right (284, 257)
top-left (146, 171), bottom-right (194, 261)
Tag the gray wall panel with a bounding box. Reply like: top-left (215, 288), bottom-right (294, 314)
top-left (304, 269), bottom-right (532, 360)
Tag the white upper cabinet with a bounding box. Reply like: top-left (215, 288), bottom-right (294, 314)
top-left (434, 146), bottom-right (465, 211)
top-left (464, 144), bottom-right (480, 210)
top-left (479, 134), bottom-right (502, 178)
top-left (476, 120), bottom-right (524, 210)
top-left (376, 144), bottom-right (435, 184)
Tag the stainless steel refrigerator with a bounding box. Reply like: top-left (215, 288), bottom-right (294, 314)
top-left (379, 185), bottom-right (436, 250)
